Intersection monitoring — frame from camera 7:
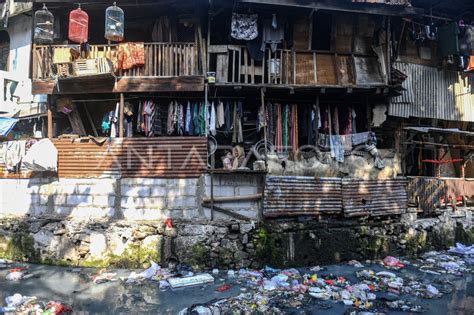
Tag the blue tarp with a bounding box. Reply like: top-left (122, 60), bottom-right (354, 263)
top-left (0, 117), bottom-right (19, 137)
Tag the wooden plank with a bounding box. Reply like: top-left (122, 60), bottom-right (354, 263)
top-left (244, 49), bottom-right (248, 84)
top-left (119, 93), bottom-right (124, 138)
top-left (33, 76), bottom-right (205, 94)
top-left (238, 0), bottom-right (424, 17)
top-left (313, 52), bottom-right (317, 84)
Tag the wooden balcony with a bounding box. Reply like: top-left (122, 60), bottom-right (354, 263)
top-left (32, 42), bottom-right (204, 94)
top-left (209, 45), bottom-right (388, 88)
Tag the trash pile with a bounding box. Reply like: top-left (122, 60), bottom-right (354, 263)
top-left (0, 293), bottom-right (72, 314)
top-left (178, 244), bottom-right (473, 314)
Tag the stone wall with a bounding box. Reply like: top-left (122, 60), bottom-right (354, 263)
top-left (0, 175), bottom-right (262, 221)
top-left (0, 210), bottom-right (472, 270)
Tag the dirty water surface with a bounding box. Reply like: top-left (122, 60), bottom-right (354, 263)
top-left (0, 254), bottom-right (473, 314)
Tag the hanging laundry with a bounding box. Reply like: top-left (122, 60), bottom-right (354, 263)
top-left (282, 104), bottom-right (289, 153)
top-left (290, 104), bottom-right (298, 154)
top-left (217, 101), bottom-right (225, 128)
top-left (267, 102), bottom-right (275, 145)
top-left (257, 102), bottom-right (266, 131)
top-left (53, 48), bottom-right (72, 64)
top-left (236, 101), bottom-right (244, 143)
top-left (330, 135), bottom-right (344, 163)
top-left (437, 22), bottom-right (460, 58)
top-left (224, 101), bottom-right (232, 135)
top-left (189, 102), bottom-right (195, 135)
top-left (352, 131), bottom-right (370, 146)
top-left (275, 103), bottom-right (282, 152)
top-left (231, 13), bottom-right (258, 41)
top-left (110, 102), bottom-right (120, 138)
top-left (200, 102), bottom-right (206, 136)
top-left (333, 106), bottom-right (340, 135)
top-left (261, 17), bottom-right (285, 52)
top-left (344, 107), bottom-right (353, 135)
top-left (210, 102), bottom-right (216, 136)
top-left (193, 102), bottom-right (200, 135)
top-left (4, 140), bottom-right (26, 172)
top-left (117, 42), bottom-right (145, 70)
top-left (167, 101), bottom-right (175, 135)
top-left (185, 102), bottom-right (191, 135)
top-left (459, 25), bottom-right (474, 56)
top-left (232, 101), bottom-right (244, 143)
top-left (176, 102), bottom-right (184, 135)
top-left (352, 108), bottom-right (357, 133)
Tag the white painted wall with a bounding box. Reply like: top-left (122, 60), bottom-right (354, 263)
top-left (0, 12), bottom-right (46, 117)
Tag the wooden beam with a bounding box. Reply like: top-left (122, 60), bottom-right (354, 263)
top-left (32, 76), bottom-right (205, 94)
top-left (239, 0), bottom-right (424, 17)
top-left (47, 101), bottom-right (53, 139)
top-left (119, 93), bottom-right (124, 138)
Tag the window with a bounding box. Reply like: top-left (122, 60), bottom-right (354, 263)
top-left (0, 31), bottom-right (10, 71)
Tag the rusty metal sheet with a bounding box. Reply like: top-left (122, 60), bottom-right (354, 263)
top-left (263, 176), bottom-right (342, 217)
top-left (390, 62), bottom-right (474, 122)
top-left (445, 178), bottom-right (474, 202)
top-left (407, 177), bottom-right (446, 214)
top-left (53, 137), bottom-right (207, 178)
top-left (342, 178), bottom-right (408, 217)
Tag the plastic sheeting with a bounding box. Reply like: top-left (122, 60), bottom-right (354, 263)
top-left (22, 139), bottom-right (57, 172)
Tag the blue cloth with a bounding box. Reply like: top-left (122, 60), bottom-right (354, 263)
top-left (0, 118), bottom-right (19, 137)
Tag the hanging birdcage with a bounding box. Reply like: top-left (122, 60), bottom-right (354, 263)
top-left (105, 2), bottom-right (124, 42)
top-left (34, 4), bottom-right (54, 44)
top-left (69, 5), bottom-right (89, 43)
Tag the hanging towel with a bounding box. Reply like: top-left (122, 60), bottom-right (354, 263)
top-left (210, 102), bottom-right (216, 136)
top-left (224, 101), bottom-right (232, 135)
top-left (217, 101), bottom-right (225, 128)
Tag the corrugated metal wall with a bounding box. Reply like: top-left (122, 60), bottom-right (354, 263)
top-left (390, 62), bottom-right (474, 122)
top-left (263, 176), bottom-right (342, 217)
top-left (53, 137), bottom-right (207, 178)
top-left (342, 178), bottom-right (408, 217)
top-left (407, 177), bottom-right (474, 214)
top-left (263, 176), bottom-right (408, 218)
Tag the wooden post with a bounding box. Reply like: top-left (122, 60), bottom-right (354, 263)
top-left (119, 93), bottom-right (124, 138)
top-left (261, 88), bottom-right (267, 157)
top-left (210, 172), bottom-right (214, 221)
top-left (47, 101), bottom-right (53, 139)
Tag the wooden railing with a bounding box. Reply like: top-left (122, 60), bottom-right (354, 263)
top-left (32, 42), bottom-right (199, 80)
top-left (209, 45), bottom-right (387, 86)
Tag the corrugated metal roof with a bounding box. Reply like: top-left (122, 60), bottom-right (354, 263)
top-left (389, 62), bottom-right (474, 122)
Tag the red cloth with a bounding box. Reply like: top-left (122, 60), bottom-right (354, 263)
top-left (422, 159), bottom-right (463, 164)
top-left (117, 43), bottom-right (145, 70)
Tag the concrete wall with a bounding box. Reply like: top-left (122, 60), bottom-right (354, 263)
top-left (0, 13), bottom-right (46, 117)
top-left (0, 175), bottom-right (262, 221)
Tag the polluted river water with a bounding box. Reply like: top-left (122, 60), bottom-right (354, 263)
top-left (0, 251), bottom-right (473, 314)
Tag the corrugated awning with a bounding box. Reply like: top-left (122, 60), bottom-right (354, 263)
top-left (404, 127), bottom-right (474, 137)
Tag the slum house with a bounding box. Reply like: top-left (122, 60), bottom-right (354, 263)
top-left (0, 0), bottom-right (471, 221)
top-left (386, 0), bottom-right (474, 214)
top-left (0, 1), bottom-right (48, 146)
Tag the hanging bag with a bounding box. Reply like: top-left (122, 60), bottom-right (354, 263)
top-left (231, 13), bottom-right (258, 41)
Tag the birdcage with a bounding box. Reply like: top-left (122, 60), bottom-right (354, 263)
top-left (105, 2), bottom-right (124, 42)
top-left (69, 5), bottom-right (89, 43)
top-left (34, 4), bottom-right (54, 44)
